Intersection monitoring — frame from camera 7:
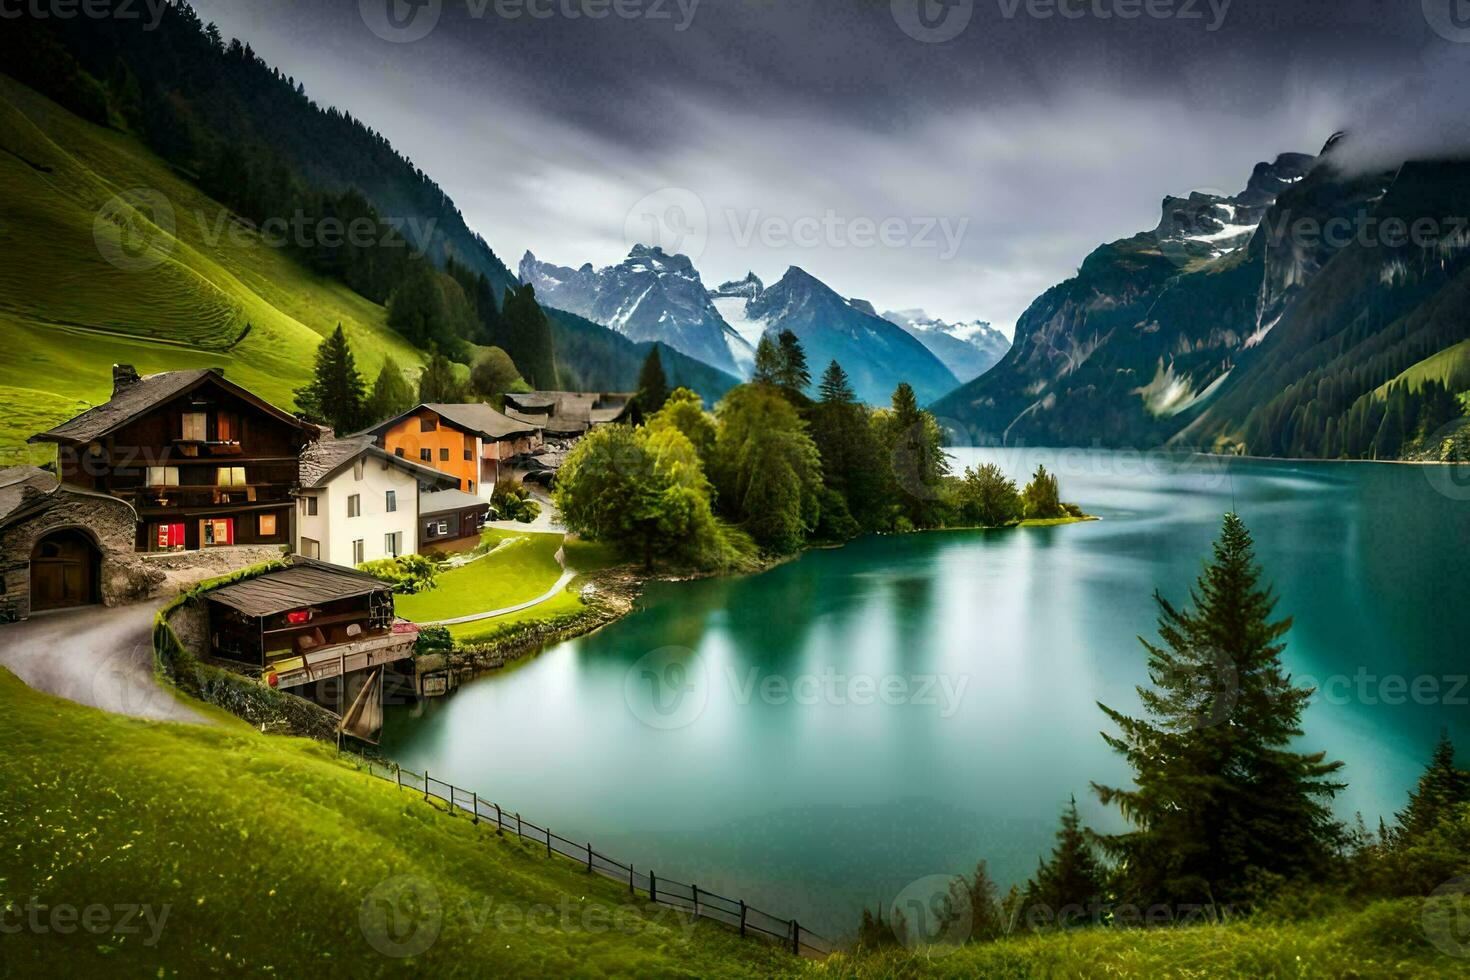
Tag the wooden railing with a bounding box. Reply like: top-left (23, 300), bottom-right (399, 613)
top-left (342, 753), bottom-right (835, 958)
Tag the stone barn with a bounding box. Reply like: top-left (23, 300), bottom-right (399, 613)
top-left (0, 466), bottom-right (143, 621)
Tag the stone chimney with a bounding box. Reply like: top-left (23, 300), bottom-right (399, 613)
top-left (112, 364), bottom-right (141, 396)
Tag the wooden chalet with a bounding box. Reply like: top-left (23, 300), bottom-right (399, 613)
top-left (203, 559), bottom-right (418, 695)
top-left (30, 365), bottom-right (316, 552)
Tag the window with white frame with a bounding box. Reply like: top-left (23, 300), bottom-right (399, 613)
top-left (352, 539), bottom-right (365, 565)
top-left (146, 466), bottom-right (180, 487)
top-left (348, 494), bottom-right (361, 518)
top-left (384, 531), bottom-right (402, 557)
top-left (385, 490), bottom-right (397, 513)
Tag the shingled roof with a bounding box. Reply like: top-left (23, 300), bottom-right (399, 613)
top-left (298, 435), bottom-right (454, 490)
top-left (204, 559), bottom-right (388, 617)
top-left (358, 403), bottom-right (537, 442)
top-left (0, 466), bottom-right (57, 524)
top-left (29, 368), bottom-right (312, 446)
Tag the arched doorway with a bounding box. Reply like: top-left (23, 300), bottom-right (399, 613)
top-left (30, 529), bottom-right (100, 611)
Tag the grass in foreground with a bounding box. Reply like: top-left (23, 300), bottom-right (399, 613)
top-left (0, 668), bottom-right (794, 977)
top-left (815, 899), bottom-right (1467, 978)
top-left (396, 531), bottom-right (567, 623)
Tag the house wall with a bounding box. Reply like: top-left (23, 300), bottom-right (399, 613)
top-left (378, 410), bottom-right (481, 494)
top-left (296, 456), bottom-right (422, 568)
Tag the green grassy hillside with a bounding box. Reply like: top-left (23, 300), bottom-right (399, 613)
top-left (3, 663), bottom-right (1462, 976)
top-left (0, 668), bottom-right (790, 976)
top-left (0, 74), bottom-right (427, 464)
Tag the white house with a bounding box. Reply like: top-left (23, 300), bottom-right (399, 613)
top-left (295, 436), bottom-right (458, 568)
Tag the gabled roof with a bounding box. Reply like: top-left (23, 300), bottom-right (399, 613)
top-left (358, 403), bottom-right (537, 442)
top-left (204, 558), bottom-right (388, 617)
top-left (30, 369), bottom-right (313, 446)
top-left (420, 488), bottom-right (491, 516)
top-left (298, 436), bottom-right (457, 490)
top-left (0, 466), bottom-right (57, 524)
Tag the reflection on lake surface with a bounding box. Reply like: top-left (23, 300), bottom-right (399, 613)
top-left (384, 449), bottom-right (1470, 935)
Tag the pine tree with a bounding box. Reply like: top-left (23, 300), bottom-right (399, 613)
top-left (294, 324), bottom-right (366, 434)
top-left (1022, 464), bottom-right (1063, 519)
top-left (882, 382), bottom-right (949, 528)
top-left (417, 350), bottom-right (466, 403)
top-left (818, 360), bottom-right (855, 405)
top-left (636, 346), bottom-right (670, 415)
top-left (775, 329), bottom-right (811, 394)
top-left (949, 860), bottom-right (1006, 942)
top-left (1093, 513), bottom-right (1346, 907)
top-left (1392, 731), bottom-right (1470, 846)
top-left (501, 284), bottom-right (558, 389)
top-left (1022, 796), bottom-right (1107, 926)
top-left (366, 357), bottom-right (415, 424)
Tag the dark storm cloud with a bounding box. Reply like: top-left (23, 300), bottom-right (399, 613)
top-left (192, 0), bottom-right (1454, 330)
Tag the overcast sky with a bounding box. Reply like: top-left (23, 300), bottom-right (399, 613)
top-left (191, 0), bottom-right (1464, 335)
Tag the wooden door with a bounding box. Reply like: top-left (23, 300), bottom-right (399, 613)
top-left (30, 531), bottom-right (98, 611)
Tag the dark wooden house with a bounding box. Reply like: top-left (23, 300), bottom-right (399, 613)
top-left (30, 365), bottom-right (316, 552)
top-left (203, 559), bottom-right (418, 694)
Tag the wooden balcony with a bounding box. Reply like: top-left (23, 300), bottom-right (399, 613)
top-left (267, 623), bottom-right (419, 690)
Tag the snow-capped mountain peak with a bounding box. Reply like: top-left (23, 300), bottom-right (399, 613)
top-left (881, 309), bottom-right (1010, 384)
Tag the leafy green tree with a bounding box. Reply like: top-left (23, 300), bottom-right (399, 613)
top-left (636, 346), bottom-right (670, 415)
top-left (490, 479), bottom-right (540, 524)
top-left (1022, 796), bottom-right (1107, 928)
top-left (418, 350), bottom-right (467, 403)
top-left (469, 346), bottom-right (524, 401)
top-left (1093, 513), bottom-right (1346, 907)
top-left (648, 387), bottom-right (717, 463)
top-left (713, 384), bottom-right (823, 553)
top-left (954, 463), bottom-right (1023, 527)
top-left (1022, 464), bottom-right (1063, 519)
top-left (501, 284), bottom-right (558, 389)
top-left (294, 324), bottom-right (366, 434)
top-left (366, 357), bottom-right (415, 424)
top-left (751, 335), bottom-right (782, 385)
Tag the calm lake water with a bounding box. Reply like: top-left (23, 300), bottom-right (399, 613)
top-left (383, 449), bottom-right (1470, 935)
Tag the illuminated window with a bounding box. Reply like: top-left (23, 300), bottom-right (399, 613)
top-left (216, 467), bottom-right (247, 487)
top-left (217, 414), bottom-right (235, 441)
top-left (147, 466), bottom-right (179, 487)
top-left (181, 412), bottom-right (207, 441)
top-left (258, 513), bottom-right (278, 536)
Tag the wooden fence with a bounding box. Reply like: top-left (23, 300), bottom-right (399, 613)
top-left (345, 753), bottom-right (835, 958)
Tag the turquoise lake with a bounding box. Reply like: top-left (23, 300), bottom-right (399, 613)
top-left (383, 449), bottom-right (1470, 936)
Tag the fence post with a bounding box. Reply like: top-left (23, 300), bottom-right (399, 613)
top-left (495, 803), bottom-right (503, 835)
top-left (739, 900), bottom-right (746, 938)
top-left (471, 792), bottom-right (479, 825)
top-left (546, 827), bottom-right (551, 858)
top-left (692, 884), bottom-right (699, 915)
top-left (628, 865), bottom-right (634, 895)
top-left (586, 843), bottom-right (593, 873)
top-left (395, 766), bottom-right (402, 791)
top-left (791, 920), bottom-right (800, 955)
top-left (650, 871), bottom-right (657, 904)
top-left (516, 812), bottom-right (522, 837)
top-left (424, 769), bottom-right (429, 803)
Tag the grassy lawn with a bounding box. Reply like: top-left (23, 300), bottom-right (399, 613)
top-left (396, 531), bottom-right (568, 623)
top-left (0, 76), bottom-right (427, 455)
top-left (0, 668), bottom-right (796, 976)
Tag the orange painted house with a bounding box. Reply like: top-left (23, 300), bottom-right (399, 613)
top-left (357, 404), bottom-right (540, 498)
